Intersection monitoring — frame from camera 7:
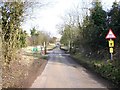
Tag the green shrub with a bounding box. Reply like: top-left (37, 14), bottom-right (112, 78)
top-left (92, 60), bottom-right (120, 86)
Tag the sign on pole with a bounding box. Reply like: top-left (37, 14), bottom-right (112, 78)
top-left (105, 29), bottom-right (116, 39)
top-left (109, 47), bottom-right (113, 53)
top-left (105, 29), bottom-right (116, 60)
top-left (109, 39), bottom-right (114, 47)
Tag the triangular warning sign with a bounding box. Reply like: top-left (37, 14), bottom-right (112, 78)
top-left (106, 29), bottom-right (116, 39)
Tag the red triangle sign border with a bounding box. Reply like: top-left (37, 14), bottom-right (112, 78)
top-left (105, 29), bottom-right (116, 39)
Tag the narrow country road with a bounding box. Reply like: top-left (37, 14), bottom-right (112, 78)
top-left (30, 47), bottom-right (110, 88)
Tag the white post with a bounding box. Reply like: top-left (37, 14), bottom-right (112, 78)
top-left (68, 41), bottom-right (71, 52)
top-left (110, 53), bottom-right (113, 60)
top-left (44, 42), bottom-right (45, 48)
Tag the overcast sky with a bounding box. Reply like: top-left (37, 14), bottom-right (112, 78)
top-left (21, 0), bottom-right (116, 38)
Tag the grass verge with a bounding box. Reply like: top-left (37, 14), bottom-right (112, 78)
top-left (71, 53), bottom-right (120, 88)
top-left (47, 44), bottom-right (56, 51)
top-left (2, 48), bottom-right (48, 88)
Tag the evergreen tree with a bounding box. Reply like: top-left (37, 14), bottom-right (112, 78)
top-left (108, 1), bottom-right (120, 45)
top-left (77, 1), bottom-right (107, 57)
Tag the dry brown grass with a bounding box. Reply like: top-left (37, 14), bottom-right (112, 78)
top-left (2, 47), bottom-right (47, 88)
top-left (2, 49), bottom-right (34, 88)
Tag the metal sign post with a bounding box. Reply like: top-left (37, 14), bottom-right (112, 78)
top-left (109, 47), bottom-right (113, 60)
top-left (111, 53), bottom-right (113, 60)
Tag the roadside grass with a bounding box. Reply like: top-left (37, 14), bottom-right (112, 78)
top-left (2, 46), bottom-right (48, 88)
top-left (47, 43), bottom-right (56, 51)
top-left (71, 52), bottom-right (120, 88)
top-left (40, 55), bottom-right (49, 60)
top-left (60, 45), bottom-right (68, 51)
top-left (2, 49), bottom-right (34, 88)
top-left (32, 51), bottom-right (48, 59)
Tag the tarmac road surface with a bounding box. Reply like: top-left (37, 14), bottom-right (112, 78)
top-left (30, 48), bottom-right (110, 89)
